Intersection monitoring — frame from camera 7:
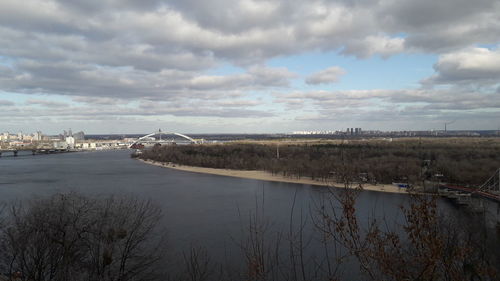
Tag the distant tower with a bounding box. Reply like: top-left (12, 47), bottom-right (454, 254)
top-left (444, 120), bottom-right (456, 132)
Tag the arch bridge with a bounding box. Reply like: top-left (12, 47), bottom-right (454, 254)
top-left (129, 130), bottom-right (199, 148)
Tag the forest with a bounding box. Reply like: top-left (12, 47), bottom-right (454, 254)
top-left (137, 138), bottom-right (500, 186)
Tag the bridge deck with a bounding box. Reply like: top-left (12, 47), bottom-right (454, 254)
top-left (440, 184), bottom-right (500, 202)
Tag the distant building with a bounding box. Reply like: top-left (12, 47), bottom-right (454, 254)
top-left (65, 136), bottom-right (75, 149)
top-left (73, 131), bottom-right (85, 140)
top-left (33, 131), bottom-right (43, 141)
top-left (53, 141), bottom-right (67, 149)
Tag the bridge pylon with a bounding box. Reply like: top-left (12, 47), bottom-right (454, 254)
top-left (479, 168), bottom-right (500, 194)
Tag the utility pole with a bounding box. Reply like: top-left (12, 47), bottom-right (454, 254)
top-left (276, 143), bottom-right (280, 159)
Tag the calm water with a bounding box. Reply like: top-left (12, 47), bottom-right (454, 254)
top-left (0, 150), bottom-right (424, 278)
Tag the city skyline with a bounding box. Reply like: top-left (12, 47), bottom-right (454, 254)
top-left (0, 0), bottom-right (499, 133)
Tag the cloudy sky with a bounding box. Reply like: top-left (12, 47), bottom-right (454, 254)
top-left (0, 0), bottom-right (499, 134)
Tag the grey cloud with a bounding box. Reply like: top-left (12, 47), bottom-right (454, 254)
top-left (215, 100), bottom-right (262, 107)
top-left (294, 107), bottom-right (500, 127)
top-left (421, 100), bottom-right (500, 111)
top-left (186, 65), bottom-right (295, 92)
top-left (341, 36), bottom-right (405, 58)
top-left (154, 107), bottom-right (275, 118)
top-left (1, 0), bottom-right (499, 130)
top-left (306, 66), bottom-right (346, 85)
top-left (247, 66), bottom-right (296, 87)
top-left (0, 60), bottom-right (293, 100)
top-left (0, 0), bottom-right (394, 70)
top-left (379, 0), bottom-right (500, 52)
top-left (276, 88), bottom-right (500, 122)
top-left (137, 99), bottom-right (271, 117)
top-left (25, 99), bottom-right (68, 107)
top-left (0, 103), bottom-right (274, 119)
top-left (1, 0), bottom-right (499, 71)
top-left (0, 100), bottom-right (15, 106)
top-left (165, 0), bottom-right (286, 33)
top-left (381, 0), bottom-right (495, 30)
top-left (72, 96), bottom-right (130, 105)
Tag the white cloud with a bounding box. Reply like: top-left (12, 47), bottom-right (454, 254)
top-left (423, 47), bottom-right (500, 85)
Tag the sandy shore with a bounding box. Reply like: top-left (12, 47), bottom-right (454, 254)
top-left (137, 159), bottom-right (412, 194)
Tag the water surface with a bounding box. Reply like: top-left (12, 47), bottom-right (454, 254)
top-left (0, 150), bottom-right (422, 278)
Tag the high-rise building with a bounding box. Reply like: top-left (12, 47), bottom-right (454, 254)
top-left (33, 131), bottom-right (43, 141)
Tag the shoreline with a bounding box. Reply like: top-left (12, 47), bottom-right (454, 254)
top-left (137, 159), bottom-right (412, 195)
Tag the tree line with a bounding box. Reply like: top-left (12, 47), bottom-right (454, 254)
top-left (137, 139), bottom-right (500, 186)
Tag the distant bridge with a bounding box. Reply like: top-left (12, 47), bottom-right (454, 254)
top-left (439, 168), bottom-right (500, 202)
top-left (0, 148), bottom-right (70, 157)
top-left (438, 168), bottom-right (500, 226)
top-left (129, 130), bottom-right (199, 148)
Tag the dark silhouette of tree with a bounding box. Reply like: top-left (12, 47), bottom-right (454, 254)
top-left (315, 188), bottom-right (498, 281)
top-left (0, 193), bottom-right (165, 281)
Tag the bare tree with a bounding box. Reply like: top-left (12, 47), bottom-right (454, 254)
top-left (316, 189), bottom-right (499, 281)
top-left (0, 193), bottom-right (165, 281)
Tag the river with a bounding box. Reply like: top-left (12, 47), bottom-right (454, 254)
top-left (0, 149), bottom-right (465, 279)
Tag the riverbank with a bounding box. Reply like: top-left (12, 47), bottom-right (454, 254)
top-left (137, 159), bottom-right (412, 194)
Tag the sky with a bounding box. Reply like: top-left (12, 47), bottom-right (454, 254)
top-left (0, 0), bottom-right (499, 134)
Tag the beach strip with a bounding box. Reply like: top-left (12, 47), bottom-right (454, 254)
top-left (137, 159), bottom-right (410, 194)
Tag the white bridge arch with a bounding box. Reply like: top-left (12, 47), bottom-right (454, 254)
top-left (129, 130), bottom-right (198, 148)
